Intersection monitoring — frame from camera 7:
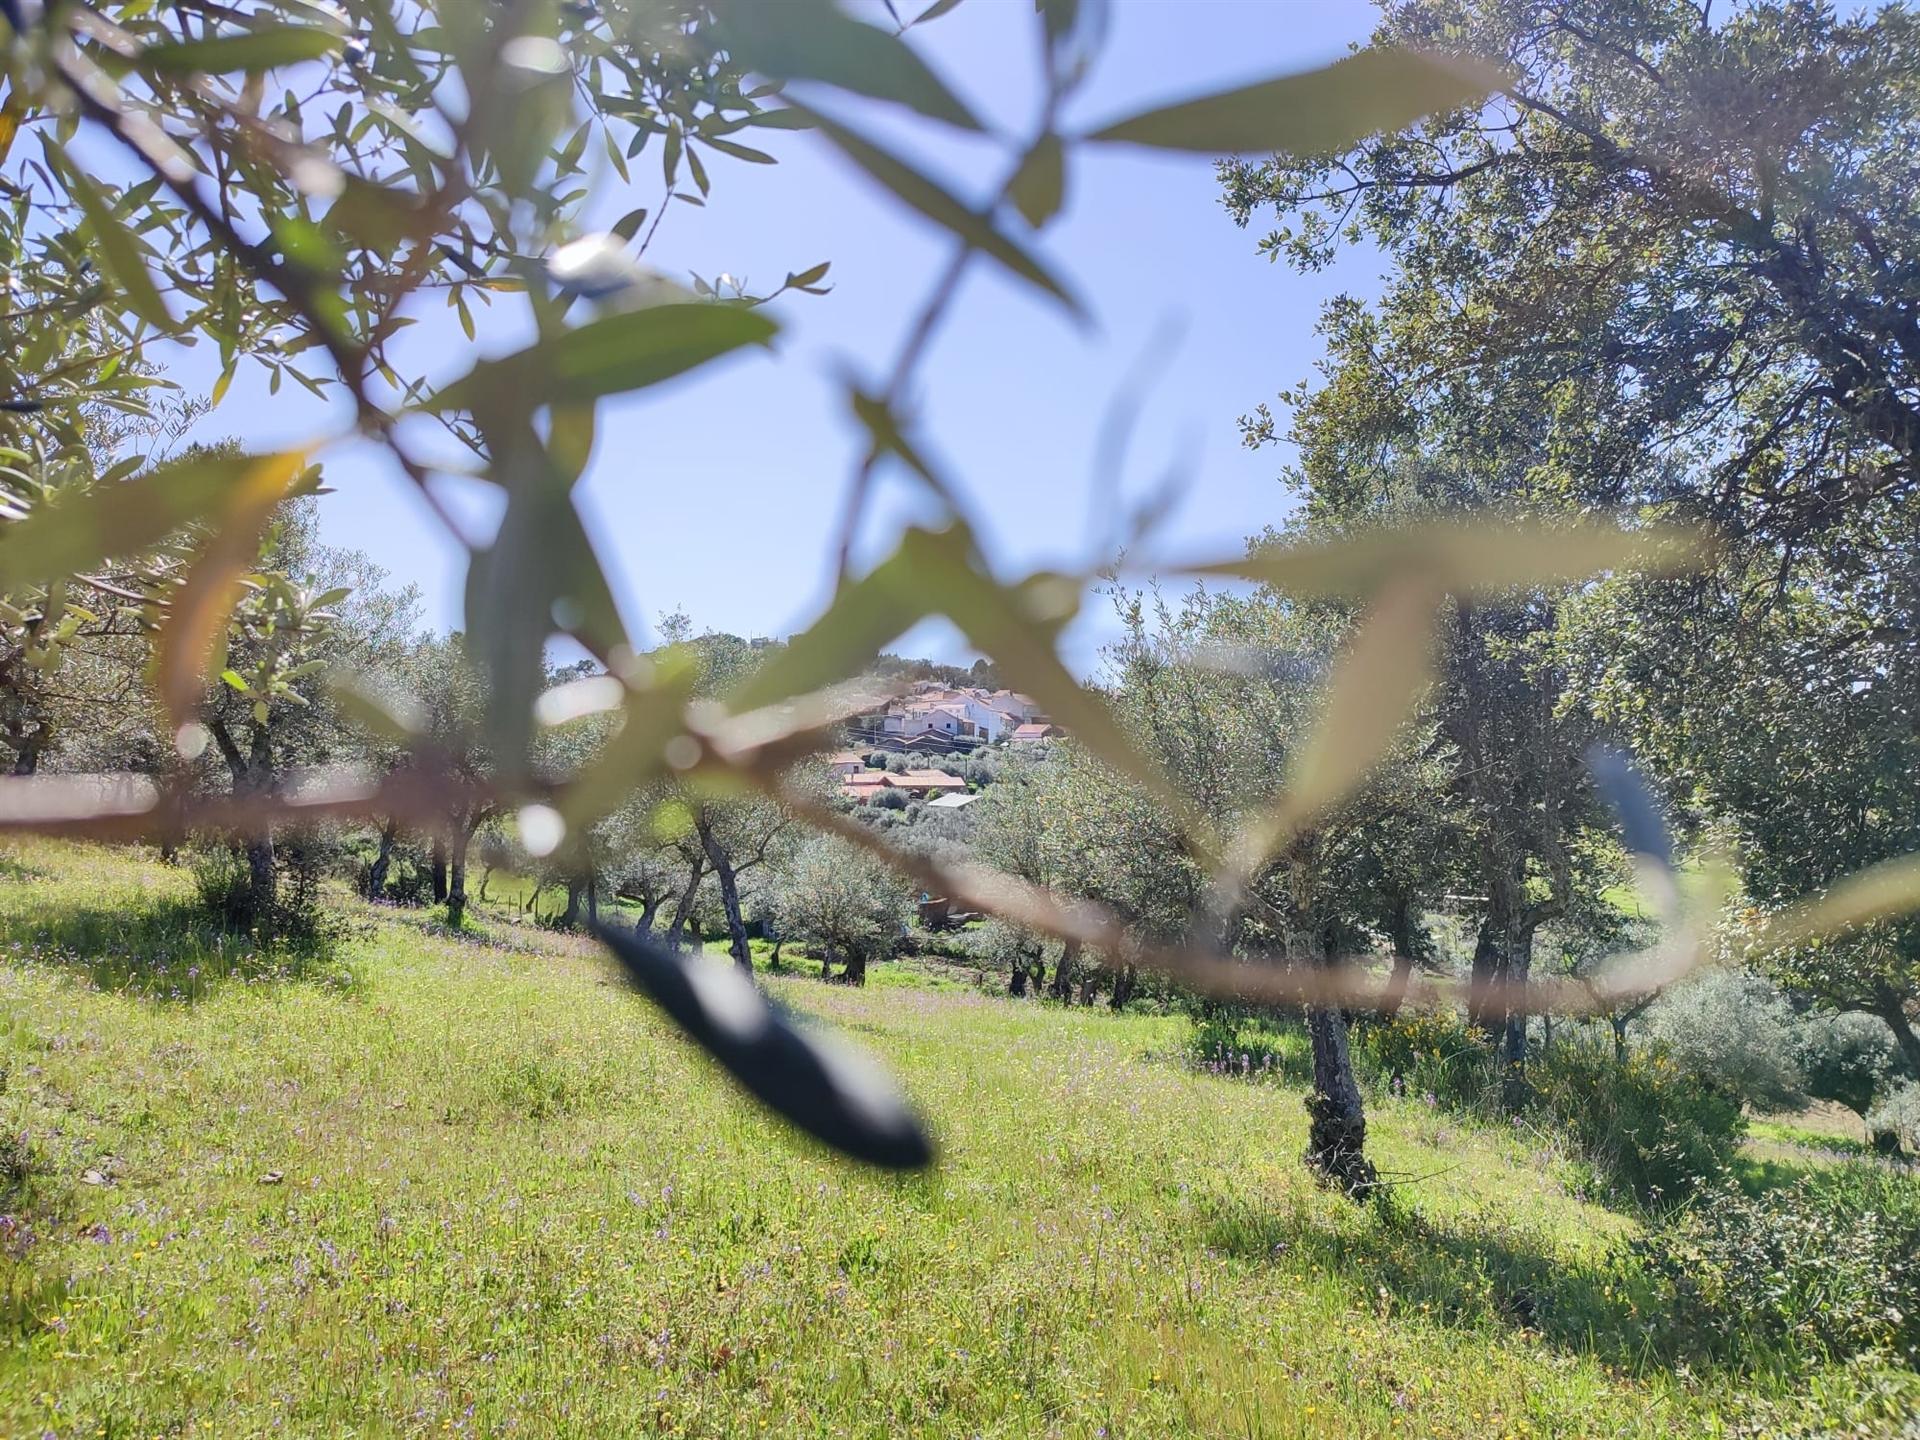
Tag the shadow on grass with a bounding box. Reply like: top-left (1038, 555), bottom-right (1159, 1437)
top-left (365, 899), bottom-right (599, 959)
top-left (1199, 1190), bottom-right (1679, 1374)
top-left (0, 896), bottom-right (349, 1002)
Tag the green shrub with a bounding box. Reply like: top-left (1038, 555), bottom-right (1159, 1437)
top-left (1640, 968), bottom-right (1805, 1111)
top-left (1796, 1010), bottom-right (1901, 1118)
top-left (1634, 1168), bottom-right (1920, 1364)
top-left (191, 838), bottom-right (344, 948)
top-left (1528, 1040), bottom-right (1743, 1207)
top-left (1868, 1080), bottom-right (1920, 1154)
top-left (1351, 1007), bottom-right (1495, 1109)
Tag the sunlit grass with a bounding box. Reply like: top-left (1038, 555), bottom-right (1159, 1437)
top-left (0, 840), bottom-right (1913, 1437)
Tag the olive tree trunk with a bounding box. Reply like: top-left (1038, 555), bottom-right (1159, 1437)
top-left (695, 813), bottom-right (752, 970)
top-left (366, 818), bottom-right (398, 898)
top-left (1049, 939), bottom-right (1080, 1001)
top-left (1305, 995), bottom-right (1376, 1197)
top-left (662, 854), bottom-right (706, 950)
top-left (1875, 986), bottom-right (1920, 1078)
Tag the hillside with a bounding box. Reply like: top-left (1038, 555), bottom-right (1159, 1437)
top-left (0, 842), bottom-right (1913, 1437)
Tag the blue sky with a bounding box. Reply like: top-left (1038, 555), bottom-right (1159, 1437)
top-left (181, 0), bottom-right (1388, 670)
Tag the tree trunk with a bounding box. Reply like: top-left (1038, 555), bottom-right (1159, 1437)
top-left (1291, 942), bottom-right (1371, 1198)
top-left (634, 896), bottom-right (661, 937)
top-left (244, 834), bottom-right (276, 930)
top-left (242, 727), bottom-right (276, 933)
top-left (663, 855), bottom-right (705, 950)
top-left (1379, 897), bottom-right (1420, 1021)
top-left (446, 843), bottom-right (468, 927)
top-left (1305, 994), bottom-right (1376, 1197)
top-left (9, 727), bottom-right (44, 775)
top-left (586, 874), bottom-right (598, 928)
top-left (1079, 973), bottom-right (1098, 1005)
top-left (1468, 906), bottom-right (1522, 1034)
top-left (1009, 957), bottom-right (1029, 997)
top-left (1470, 868), bottom-right (1536, 1105)
top-left (842, 950), bottom-right (868, 987)
top-left (1108, 963), bottom-right (1137, 1010)
top-left (1050, 939), bottom-right (1080, 1001)
top-left (695, 814), bottom-right (752, 970)
top-left (430, 839), bottom-right (448, 903)
top-left (559, 879), bottom-right (584, 930)
top-left (1874, 988), bottom-right (1920, 1078)
top-left (821, 944), bottom-right (838, 982)
top-left (366, 818), bottom-right (398, 898)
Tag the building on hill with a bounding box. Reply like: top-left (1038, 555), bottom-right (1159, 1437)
top-left (836, 766), bottom-right (968, 801)
top-left (840, 770), bottom-right (896, 801)
top-left (849, 684), bottom-right (1047, 747)
top-left (1010, 722), bottom-right (1064, 743)
top-left (894, 769), bottom-right (969, 797)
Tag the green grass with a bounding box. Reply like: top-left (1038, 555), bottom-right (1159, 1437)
top-left (1, 842), bottom-right (1916, 1437)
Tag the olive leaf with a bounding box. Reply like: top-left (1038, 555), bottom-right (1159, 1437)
top-left (902, 526), bottom-right (1207, 847)
top-left (152, 453), bottom-right (315, 729)
top-left (429, 304), bottom-right (777, 412)
top-left (713, 0), bottom-right (980, 131)
top-left (1758, 855), bottom-right (1920, 955)
top-left (0, 449), bottom-right (314, 590)
top-left (1282, 575), bottom-right (1442, 820)
top-left (1183, 518), bottom-right (1710, 599)
top-left (140, 27), bottom-right (343, 74)
top-left (41, 141), bottom-right (171, 331)
top-left (1585, 744), bottom-right (1675, 873)
top-left (796, 107), bottom-right (1084, 317)
top-left (724, 542), bottom-right (929, 714)
top-left (1087, 47), bottom-right (1507, 156)
top-left (594, 923), bottom-right (934, 1169)
top-left (1008, 133), bottom-right (1066, 229)
top-left (465, 463), bottom-right (630, 775)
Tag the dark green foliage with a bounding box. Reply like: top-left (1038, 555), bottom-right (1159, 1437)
top-left (1529, 1041), bottom-right (1743, 1208)
top-left (190, 838), bottom-right (346, 949)
top-left (1635, 1169), bottom-right (1920, 1366)
top-left (871, 653), bottom-right (1000, 690)
top-left (1796, 1011), bottom-right (1903, 1118)
top-left (1640, 969), bottom-right (1806, 1112)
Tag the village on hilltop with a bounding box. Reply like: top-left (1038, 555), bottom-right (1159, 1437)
top-left (831, 681), bottom-right (1064, 804)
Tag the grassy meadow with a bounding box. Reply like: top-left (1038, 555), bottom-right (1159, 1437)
top-left (0, 841), bottom-right (1915, 1438)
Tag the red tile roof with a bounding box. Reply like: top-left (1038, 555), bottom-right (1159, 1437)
top-left (898, 769), bottom-right (968, 791)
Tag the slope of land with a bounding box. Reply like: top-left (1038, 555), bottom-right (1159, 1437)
top-left (0, 842), bottom-right (1913, 1437)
